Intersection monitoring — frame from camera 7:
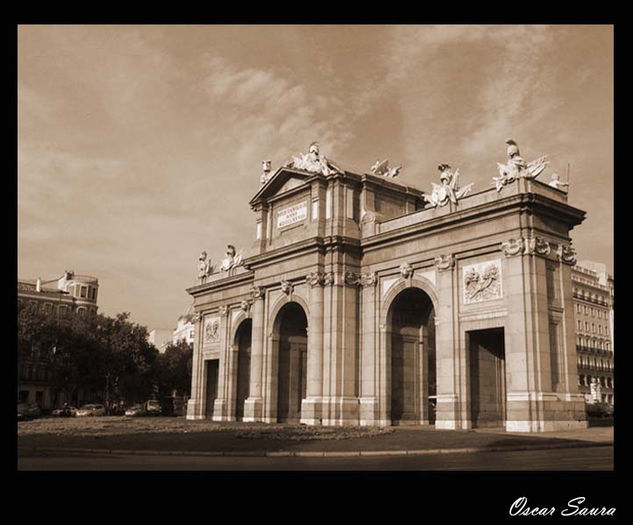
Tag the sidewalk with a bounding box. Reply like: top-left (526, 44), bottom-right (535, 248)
top-left (18, 422), bottom-right (613, 458)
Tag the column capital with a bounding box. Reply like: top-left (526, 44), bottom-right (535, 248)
top-left (250, 285), bottom-right (265, 300)
top-left (434, 254), bottom-right (455, 271)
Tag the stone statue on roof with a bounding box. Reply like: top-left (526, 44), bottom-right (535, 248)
top-left (197, 251), bottom-right (213, 284)
top-left (285, 142), bottom-right (342, 176)
top-left (370, 159), bottom-right (401, 178)
top-left (424, 163), bottom-right (474, 208)
top-left (261, 160), bottom-right (272, 185)
top-left (221, 244), bottom-right (244, 272)
top-left (493, 139), bottom-right (549, 192)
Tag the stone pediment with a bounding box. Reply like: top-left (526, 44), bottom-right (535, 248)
top-left (250, 168), bottom-right (315, 206)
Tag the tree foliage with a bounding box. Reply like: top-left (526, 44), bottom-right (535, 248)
top-left (17, 304), bottom-right (161, 407)
top-left (154, 340), bottom-right (193, 400)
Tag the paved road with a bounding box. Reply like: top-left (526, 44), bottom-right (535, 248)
top-left (18, 445), bottom-right (613, 471)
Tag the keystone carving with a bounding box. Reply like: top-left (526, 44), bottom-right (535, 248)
top-left (399, 262), bottom-right (414, 279)
top-left (280, 279), bottom-right (294, 296)
top-left (239, 300), bottom-right (251, 313)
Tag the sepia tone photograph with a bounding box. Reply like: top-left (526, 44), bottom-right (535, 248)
top-left (17, 24), bottom-right (615, 498)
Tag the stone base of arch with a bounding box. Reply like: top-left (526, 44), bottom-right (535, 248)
top-left (185, 399), bottom-right (205, 420)
top-left (300, 397), bottom-right (323, 425)
top-left (242, 396), bottom-right (264, 422)
top-left (319, 397), bottom-right (360, 426)
top-left (211, 399), bottom-right (235, 422)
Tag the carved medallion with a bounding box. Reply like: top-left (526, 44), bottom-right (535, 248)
top-left (323, 272), bottom-right (335, 286)
top-left (556, 243), bottom-right (577, 265)
top-left (344, 272), bottom-right (360, 286)
top-left (306, 272), bottom-right (325, 287)
top-left (501, 238), bottom-right (524, 257)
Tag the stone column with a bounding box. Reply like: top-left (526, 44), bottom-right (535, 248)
top-left (186, 312), bottom-right (205, 419)
top-left (243, 286), bottom-right (265, 422)
top-left (301, 272), bottom-right (325, 424)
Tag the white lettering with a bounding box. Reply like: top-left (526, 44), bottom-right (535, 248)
top-left (509, 497), bottom-right (555, 517)
top-left (277, 202), bottom-right (307, 229)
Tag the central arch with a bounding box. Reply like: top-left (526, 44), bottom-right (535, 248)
top-left (273, 301), bottom-right (308, 423)
top-left (387, 287), bottom-right (436, 425)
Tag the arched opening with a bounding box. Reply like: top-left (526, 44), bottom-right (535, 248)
top-left (388, 287), bottom-right (436, 425)
top-left (234, 318), bottom-right (252, 420)
top-left (274, 302), bottom-right (308, 423)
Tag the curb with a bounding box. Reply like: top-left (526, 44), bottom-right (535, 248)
top-left (19, 440), bottom-right (612, 459)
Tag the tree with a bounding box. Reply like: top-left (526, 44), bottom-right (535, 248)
top-left (18, 304), bottom-right (159, 408)
top-left (155, 340), bottom-right (193, 400)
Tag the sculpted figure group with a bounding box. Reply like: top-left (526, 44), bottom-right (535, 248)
top-left (197, 244), bottom-right (244, 283)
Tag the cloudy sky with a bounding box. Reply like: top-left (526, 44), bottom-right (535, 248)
top-left (18, 25), bottom-right (613, 330)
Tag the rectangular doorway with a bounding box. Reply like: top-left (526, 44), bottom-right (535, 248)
top-left (468, 328), bottom-right (506, 428)
top-left (205, 360), bottom-right (219, 418)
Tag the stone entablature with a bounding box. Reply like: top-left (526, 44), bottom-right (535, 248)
top-left (187, 147), bottom-right (588, 432)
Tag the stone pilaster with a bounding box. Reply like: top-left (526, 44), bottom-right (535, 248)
top-left (212, 306), bottom-right (232, 421)
top-left (301, 272), bottom-right (325, 424)
top-left (433, 254), bottom-right (462, 429)
top-left (186, 312), bottom-right (205, 420)
top-left (243, 288), bottom-right (265, 422)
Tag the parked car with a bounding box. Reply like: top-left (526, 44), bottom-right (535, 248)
top-left (145, 399), bottom-right (162, 416)
top-left (75, 404), bottom-right (106, 417)
top-left (124, 403), bottom-right (147, 417)
top-left (17, 402), bottom-right (41, 420)
top-left (51, 405), bottom-right (77, 417)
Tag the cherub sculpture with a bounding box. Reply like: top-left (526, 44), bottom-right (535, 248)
top-left (548, 173), bottom-right (569, 191)
top-left (370, 159), bottom-right (401, 178)
top-left (493, 139), bottom-right (549, 192)
top-left (424, 164), bottom-right (474, 208)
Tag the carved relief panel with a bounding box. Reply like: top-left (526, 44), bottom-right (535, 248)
top-left (462, 259), bottom-right (503, 304)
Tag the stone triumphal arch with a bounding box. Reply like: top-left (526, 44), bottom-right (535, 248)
top-left (186, 142), bottom-right (587, 432)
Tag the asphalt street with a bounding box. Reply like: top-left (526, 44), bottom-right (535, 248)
top-left (18, 444), bottom-right (613, 471)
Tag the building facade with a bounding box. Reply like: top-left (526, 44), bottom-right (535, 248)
top-left (17, 271), bottom-right (99, 409)
top-left (173, 303), bottom-right (195, 346)
top-left (572, 262), bottom-right (614, 405)
top-left (186, 144), bottom-right (589, 432)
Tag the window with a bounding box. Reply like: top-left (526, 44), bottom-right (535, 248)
top-left (584, 321), bottom-right (589, 331)
top-left (80, 286), bottom-right (87, 298)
